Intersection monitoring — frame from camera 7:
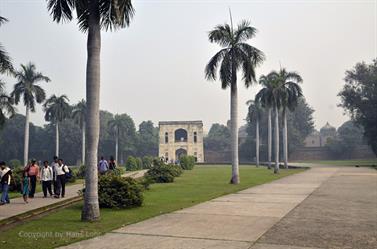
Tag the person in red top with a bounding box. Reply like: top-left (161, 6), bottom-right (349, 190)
top-left (26, 159), bottom-right (39, 198)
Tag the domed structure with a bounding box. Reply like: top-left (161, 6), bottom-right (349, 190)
top-left (320, 122), bottom-right (337, 145)
top-left (320, 122), bottom-right (336, 136)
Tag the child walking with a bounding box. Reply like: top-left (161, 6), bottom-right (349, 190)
top-left (21, 171), bottom-right (30, 203)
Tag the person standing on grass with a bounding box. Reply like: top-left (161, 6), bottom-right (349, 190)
top-left (98, 156), bottom-right (109, 175)
top-left (21, 170), bottom-right (30, 203)
top-left (27, 159), bottom-right (39, 198)
top-left (54, 158), bottom-right (68, 198)
top-left (0, 161), bottom-right (12, 205)
top-left (50, 156), bottom-right (59, 195)
top-left (109, 156), bottom-right (116, 170)
top-left (40, 161), bottom-right (53, 198)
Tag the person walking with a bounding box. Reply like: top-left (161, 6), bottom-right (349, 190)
top-left (27, 159), bottom-right (39, 198)
top-left (40, 161), bottom-right (53, 198)
top-left (109, 156), bottom-right (116, 170)
top-left (50, 156), bottom-right (59, 195)
top-left (54, 159), bottom-right (68, 198)
top-left (0, 161), bottom-right (12, 205)
top-left (21, 170), bottom-right (30, 203)
top-left (98, 156), bottom-right (109, 175)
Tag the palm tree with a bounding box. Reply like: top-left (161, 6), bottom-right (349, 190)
top-left (108, 114), bottom-right (127, 164)
top-left (255, 72), bottom-right (281, 173)
top-left (47, 0), bottom-right (134, 221)
top-left (205, 18), bottom-right (264, 184)
top-left (72, 99), bottom-right (87, 165)
top-left (11, 63), bottom-right (50, 166)
top-left (0, 80), bottom-right (16, 128)
top-left (0, 16), bottom-right (13, 74)
top-left (246, 100), bottom-right (263, 167)
top-left (274, 69), bottom-right (303, 169)
top-left (44, 94), bottom-right (71, 158)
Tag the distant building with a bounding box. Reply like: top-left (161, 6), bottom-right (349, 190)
top-left (158, 121), bottom-right (205, 163)
top-left (304, 122), bottom-right (337, 147)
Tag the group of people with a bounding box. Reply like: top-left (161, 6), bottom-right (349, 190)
top-left (98, 156), bottom-right (117, 175)
top-left (0, 156), bottom-right (71, 205)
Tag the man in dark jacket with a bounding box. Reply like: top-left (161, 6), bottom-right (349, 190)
top-left (0, 161), bottom-right (12, 205)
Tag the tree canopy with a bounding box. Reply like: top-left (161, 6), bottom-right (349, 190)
top-left (338, 59), bottom-right (377, 156)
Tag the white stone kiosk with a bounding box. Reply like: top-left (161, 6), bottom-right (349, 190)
top-left (158, 121), bottom-right (205, 163)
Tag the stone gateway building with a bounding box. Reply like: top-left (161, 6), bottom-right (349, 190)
top-left (158, 121), bottom-right (205, 163)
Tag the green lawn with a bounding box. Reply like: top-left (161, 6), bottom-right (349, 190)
top-left (0, 165), bottom-right (304, 249)
top-left (9, 179), bottom-right (84, 199)
top-left (295, 159), bottom-right (377, 166)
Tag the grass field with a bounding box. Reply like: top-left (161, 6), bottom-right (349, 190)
top-left (0, 165), bottom-right (304, 249)
top-left (294, 159), bottom-right (377, 166)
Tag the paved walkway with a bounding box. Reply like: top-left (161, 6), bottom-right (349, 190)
top-left (59, 165), bottom-right (377, 249)
top-left (0, 170), bottom-right (147, 221)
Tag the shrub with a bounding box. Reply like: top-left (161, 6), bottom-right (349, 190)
top-left (142, 156), bottom-right (153, 169)
top-left (98, 174), bottom-right (144, 208)
top-left (180, 155), bottom-right (196, 170)
top-left (125, 156), bottom-right (139, 171)
top-left (76, 165), bottom-right (86, 179)
top-left (9, 167), bottom-right (23, 192)
top-left (145, 163), bottom-right (182, 183)
top-left (9, 159), bottom-right (22, 169)
top-left (136, 157), bottom-right (143, 170)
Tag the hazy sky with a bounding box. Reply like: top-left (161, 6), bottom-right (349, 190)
top-left (0, 0), bottom-right (376, 132)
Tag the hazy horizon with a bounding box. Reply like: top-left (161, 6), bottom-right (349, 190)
top-left (0, 0), bottom-right (376, 132)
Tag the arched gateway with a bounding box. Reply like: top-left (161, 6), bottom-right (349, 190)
top-left (159, 121), bottom-right (204, 163)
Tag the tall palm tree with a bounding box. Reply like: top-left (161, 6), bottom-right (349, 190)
top-left (47, 0), bottom-right (134, 221)
top-left (11, 63), bottom-right (50, 166)
top-left (0, 16), bottom-right (13, 74)
top-left (0, 81), bottom-right (16, 128)
top-left (274, 68), bottom-right (303, 169)
top-left (247, 100), bottom-right (263, 167)
top-left (205, 19), bottom-right (264, 184)
top-left (72, 99), bottom-right (87, 165)
top-left (108, 114), bottom-right (128, 164)
top-left (255, 72), bottom-right (282, 173)
top-left (44, 94), bottom-right (71, 157)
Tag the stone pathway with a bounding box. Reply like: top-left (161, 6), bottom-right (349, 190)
top-left (60, 165), bottom-right (375, 249)
top-left (0, 170), bottom-right (147, 221)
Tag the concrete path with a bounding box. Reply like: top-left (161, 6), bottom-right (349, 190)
top-left (60, 165), bottom-right (376, 249)
top-left (0, 170), bottom-right (147, 221)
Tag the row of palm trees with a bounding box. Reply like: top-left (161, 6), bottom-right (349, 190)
top-left (254, 69), bottom-right (303, 173)
top-left (205, 16), bottom-right (303, 182)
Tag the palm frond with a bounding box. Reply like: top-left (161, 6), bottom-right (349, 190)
top-left (234, 20), bottom-right (256, 43)
top-left (204, 48), bottom-right (228, 81)
top-left (208, 24), bottom-right (233, 47)
top-left (47, 0), bottom-right (75, 23)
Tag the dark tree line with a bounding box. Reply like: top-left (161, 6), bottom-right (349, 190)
top-left (0, 112), bottom-right (159, 165)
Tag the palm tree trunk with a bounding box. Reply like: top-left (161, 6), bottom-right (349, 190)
top-left (81, 0), bottom-right (101, 222)
top-left (267, 107), bottom-right (272, 169)
top-left (23, 106), bottom-right (30, 166)
top-left (230, 82), bottom-right (239, 184)
top-left (115, 129), bottom-right (119, 164)
top-left (256, 115), bottom-right (259, 167)
top-left (283, 109), bottom-right (288, 169)
top-left (55, 121), bottom-right (59, 157)
top-left (82, 121), bottom-right (86, 165)
top-left (274, 105), bottom-right (280, 174)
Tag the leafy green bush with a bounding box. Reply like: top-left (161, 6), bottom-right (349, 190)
top-left (179, 155), bottom-right (196, 170)
top-left (9, 159), bottom-right (22, 169)
top-left (136, 157), bottom-right (143, 170)
top-left (142, 156), bottom-right (153, 169)
top-left (98, 174), bottom-right (144, 208)
top-left (9, 167), bottom-right (23, 192)
top-left (125, 156), bottom-right (139, 171)
top-left (145, 163), bottom-right (182, 183)
top-left (76, 165), bottom-right (86, 179)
